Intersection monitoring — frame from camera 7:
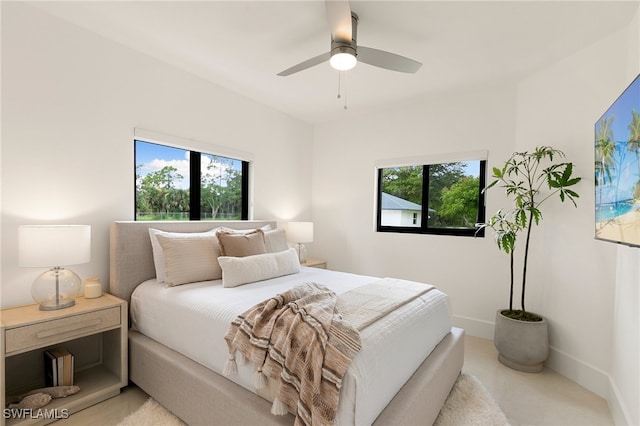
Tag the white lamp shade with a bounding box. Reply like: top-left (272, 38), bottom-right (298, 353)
top-left (287, 222), bottom-right (314, 243)
top-left (19, 225), bottom-right (91, 267)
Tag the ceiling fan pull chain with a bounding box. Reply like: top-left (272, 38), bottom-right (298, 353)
top-left (343, 72), bottom-right (348, 110)
top-left (335, 71), bottom-right (348, 109)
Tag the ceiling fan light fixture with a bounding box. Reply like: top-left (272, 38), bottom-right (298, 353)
top-left (278, 3), bottom-right (421, 77)
top-left (330, 49), bottom-right (357, 71)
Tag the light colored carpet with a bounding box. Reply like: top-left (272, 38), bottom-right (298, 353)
top-left (118, 373), bottom-right (509, 425)
top-left (434, 373), bottom-right (510, 426)
top-left (117, 398), bottom-right (186, 426)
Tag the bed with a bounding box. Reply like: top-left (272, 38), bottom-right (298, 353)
top-left (109, 220), bottom-right (464, 425)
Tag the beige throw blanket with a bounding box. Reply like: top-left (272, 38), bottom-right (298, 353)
top-left (224, 279), bottom-right (433, 425)
top-left (337, 278), bottom-right (435, 330)
top-left (224, 282), bottom-right (358, 426)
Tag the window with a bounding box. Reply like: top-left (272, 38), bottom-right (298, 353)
top-left (377, 159), bottom-right (486, 236)
top-left (135, 140), bottom-right (248, 221)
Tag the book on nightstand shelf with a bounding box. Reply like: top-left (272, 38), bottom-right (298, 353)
top-left (44, 350), bottom-right (57, 387)
top-left (44, 348), bottom-right (74, 386)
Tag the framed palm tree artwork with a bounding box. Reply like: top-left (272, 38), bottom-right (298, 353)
top-left (595, 73), bottom-right (640, 247)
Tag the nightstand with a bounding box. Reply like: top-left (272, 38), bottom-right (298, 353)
top-left (302, 258), bottom-right (327, 269)
top-left (1, 294), bottom-right (127, 426)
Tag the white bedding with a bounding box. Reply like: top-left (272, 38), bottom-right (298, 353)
top-left (130, 266), bottom-right (452, 425)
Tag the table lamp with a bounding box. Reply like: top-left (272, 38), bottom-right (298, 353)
top-left (287, 222), bottom-right (313, 263)
top-left (19, 225), bottom-right (91, 311)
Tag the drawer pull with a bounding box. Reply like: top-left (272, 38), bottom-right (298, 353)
top-left (36, 319), bottom-right (102, 339)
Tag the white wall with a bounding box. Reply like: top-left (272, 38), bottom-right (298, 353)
top-left (515, 14), bottom-right (639, 425)
top-left (312, 8), bottom-right (638, 425)
top-left (313, 82), bottom-right (518, 335)
top-left (611, 247), bottom-right (640, 425)
top-left (0, 3), bottom-right (313, 308)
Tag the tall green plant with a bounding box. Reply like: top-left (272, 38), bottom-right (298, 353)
top-left (478, 209), bottom-right (522, 312)
top-left (479, 146), bottom-right (581, 321)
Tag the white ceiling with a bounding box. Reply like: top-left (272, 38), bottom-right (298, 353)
top-left (29, 1), bottom-right (638, 124)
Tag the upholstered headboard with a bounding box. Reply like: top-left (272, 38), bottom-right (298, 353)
top-left (109, 220), bottom-right (278, 303)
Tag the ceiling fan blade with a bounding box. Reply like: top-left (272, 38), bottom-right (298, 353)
top-left (357, 46), bottom-right (422, 73)
top-left (277, 52), bottom-right (331, 76)
top-left (326, 0), bottom-right (352, 42)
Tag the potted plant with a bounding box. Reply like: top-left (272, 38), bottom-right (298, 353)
top-left (478, 146), bottom-right (581, 372)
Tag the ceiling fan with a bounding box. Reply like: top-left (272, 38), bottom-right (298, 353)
top-left (277, 0), bottom-right (422, 76)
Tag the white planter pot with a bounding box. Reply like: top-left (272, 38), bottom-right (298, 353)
top-left (494, 309), bottom-right (549, 373)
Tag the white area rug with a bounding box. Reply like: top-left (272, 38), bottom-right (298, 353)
top-left (434, 373), bottom-right (510, 426)
top-left (118, 373), bottom-right (508, 426)
top-left (117, 398), bottom-right (186, 426)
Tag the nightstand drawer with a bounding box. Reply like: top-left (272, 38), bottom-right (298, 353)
top-left (5, 306), bottom-right (121, 355)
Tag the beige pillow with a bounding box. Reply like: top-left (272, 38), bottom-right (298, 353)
top-left (216, 229), bottom-right (267, 257)
top-left (264, 228), bottom-right (289, 253)
top-left (218, 248), bottom-right (301, 288)
top-left (218, 224), bottom-right (272, 234)
top-left (149, 228), bottom-right (219, 282)
top-left (156, 234), bottom-right (221, 286)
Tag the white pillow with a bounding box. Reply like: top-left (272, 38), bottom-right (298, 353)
top-left (156, 234), bottom-right (221, 286)
top-left (149, 228), bottom-right (219, 282)
top-left (264, 228), bottom-right (289, 253)
top-left (218, 248), bottom-right (300, 288)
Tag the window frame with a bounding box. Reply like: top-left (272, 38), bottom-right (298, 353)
top-left (376, 159), bottom-right (487, 237)
top-left (134, 139), bottom-right (249, 221)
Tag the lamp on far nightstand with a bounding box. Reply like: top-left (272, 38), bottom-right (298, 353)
top-left (19, 225), bottom-right (91, 311)
top-left (287, 222), bottom-right (313, 263)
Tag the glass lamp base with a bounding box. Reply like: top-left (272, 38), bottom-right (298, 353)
top-left (295, 243), bottom-right (308, 263)
top-left (39, 298), bottom-right (76, 311)
top-left (32, 267), bottom-right (82, 311)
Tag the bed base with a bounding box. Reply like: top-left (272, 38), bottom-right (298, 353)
top-left (129, 327), bottom-right (464, 426)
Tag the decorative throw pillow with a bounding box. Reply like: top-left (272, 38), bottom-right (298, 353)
top-left (264, 228), bottom-right (289, 253)
top-left (218, 248), bottom-right (301, 288)
top-left (218, 224), bottom-right (272, 234)
top-left (148, 228), bottom-right (220, 282)
top-left (156, 234), bottom-right (221, 286)
top-left (216, 229), bottom-right (267, 257)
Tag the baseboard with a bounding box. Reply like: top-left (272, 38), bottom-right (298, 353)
top-left (545, 345), bottom-right (610, 399)
top-left (452, 315), bottom-right (494, 340)
top-left (608, 377), bottom-right (633, 426)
